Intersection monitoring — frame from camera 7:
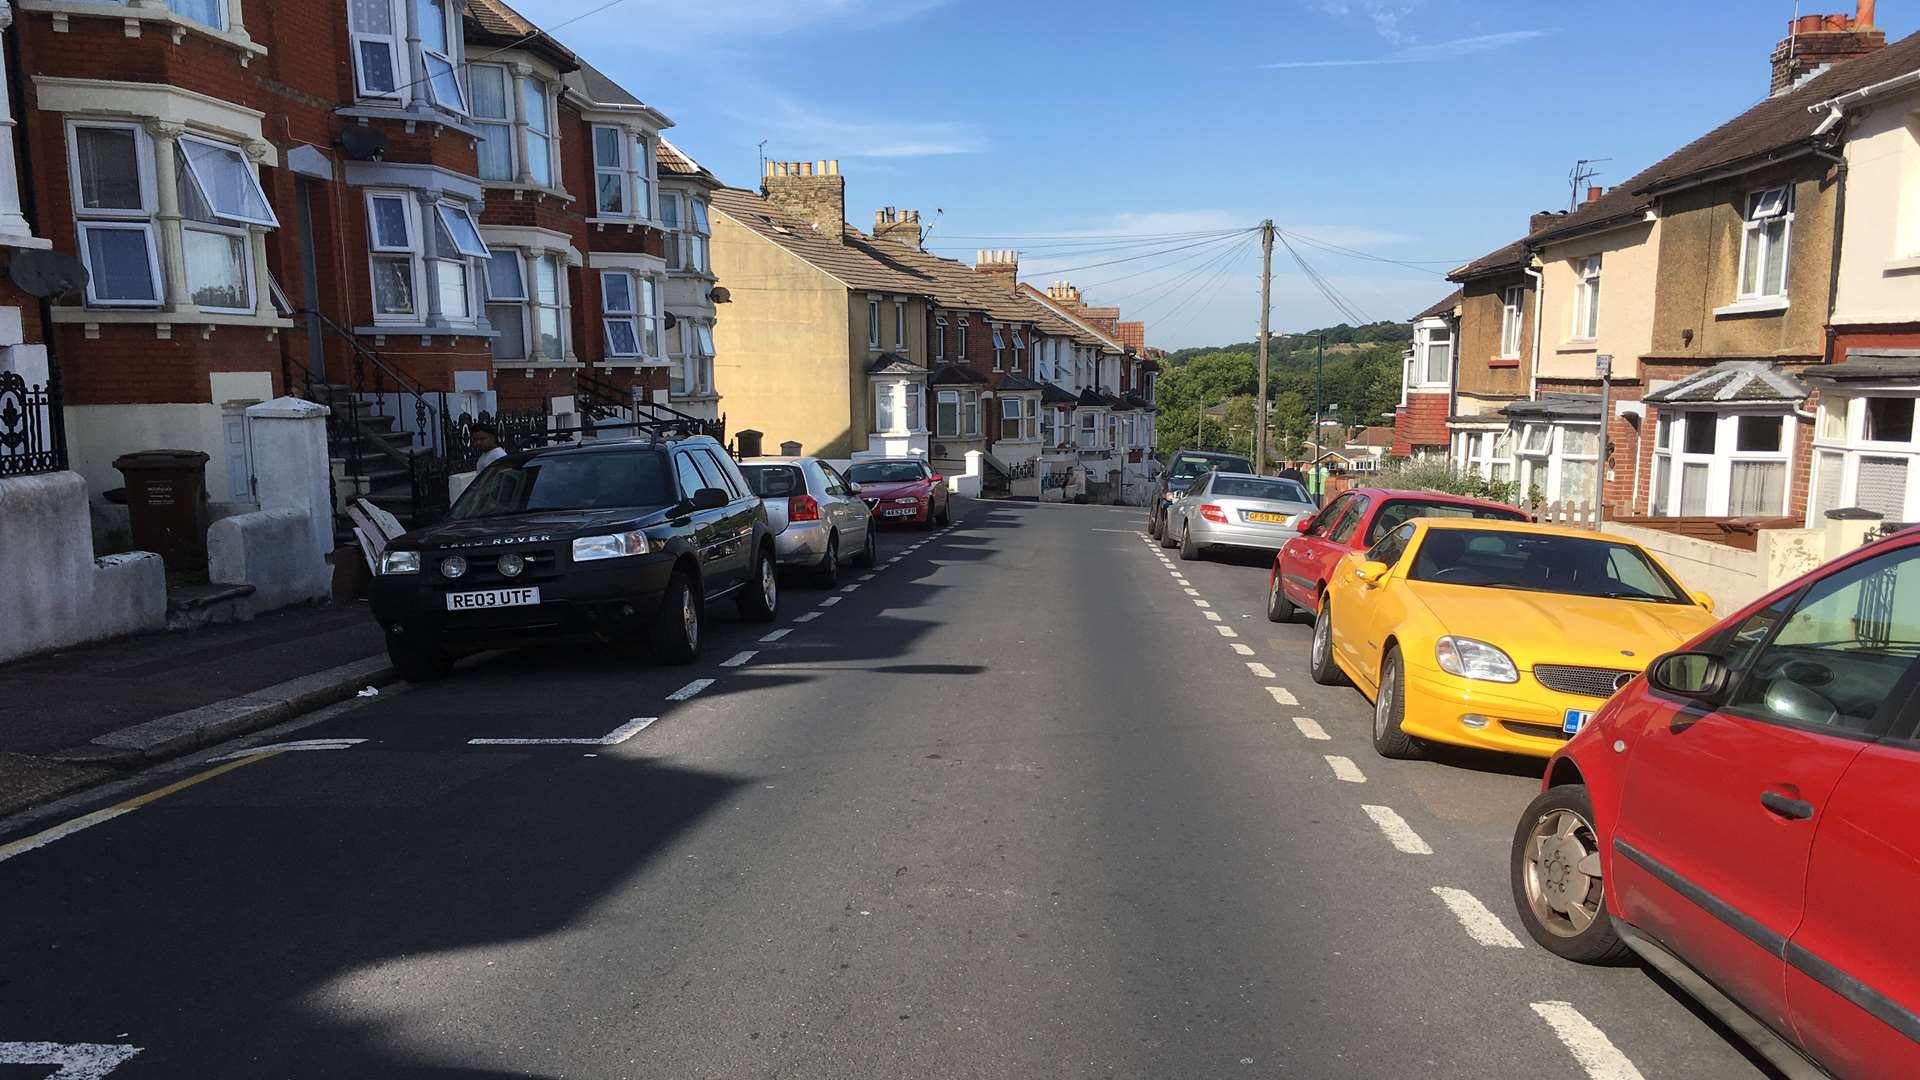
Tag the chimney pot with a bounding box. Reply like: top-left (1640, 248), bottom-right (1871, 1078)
top-left (1859, 0), bottom-right (1876, 28)
top-left (1586, 185), bottom-right (1604, 204)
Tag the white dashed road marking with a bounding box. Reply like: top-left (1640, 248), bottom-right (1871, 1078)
top-left (1230, 643), bottom-right (1255, 656)
top-left (0, 1042), bottom-right (142, 1079)
top-left (470, 716), bottom-right (658, 747)
top-left (1193, 598), bottom-right (1210, 608)
top-left (760, 628), bottom-right (793, 642)
top-left (795, 611), bottom-right (821, 623)
top-left (1246, 662), bottom-right (1275, 678)
top-left (1432, 887), bottom-right (1525, 948)
top-left (210, 738), bottom-right (366, 761)
top-left (1362, 804), bottom-right (1433, 855)
top-left (1292, 716), bottom-right (1330, 740)
top-left (1530, 1002), bottom-right (1646, 1080)
top-left (1216, 626), bottom-right (1239, 638)
top-left (859, 573), bottom-right (876, 581)
top-left (720, 650), bottom-right (756, 668)
top-left (666, 679), bottom-right (715, 702)
top-left (1323, 754), bottom-right (1366, 782)
top-left (819, 597), bottom-right (842, 607)
top-left (840, 584), bottom-right (860, 593)
top-left (1266, 686), bottom-right (1298, 705)
top-left (1204, 612), bottom-right (1222, 622)
top-left (1184, 588), bottom-right (1200, 597)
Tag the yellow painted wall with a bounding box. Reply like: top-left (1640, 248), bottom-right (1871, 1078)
top-left (1831, 90), bottom-right (1920, 325)
top-left (709, 214), bottom-right (858, 458)
top-left (1537, 217), bottom-right (1661, 382)
top-left (1649, 161), bottom-right (1836, 360)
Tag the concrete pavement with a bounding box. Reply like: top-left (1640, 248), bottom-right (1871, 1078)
top-left (0, 501), bottom-right (1776, 1078)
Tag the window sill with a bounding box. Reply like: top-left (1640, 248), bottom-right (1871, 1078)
top-left (493, 358), bottom-right (584, 370)
top-left (673, 392), bottom-right (722, 404)
top-left (1882, 256), bottom-right (1920, 274)
top-left (0, 233), bottom-right (52, 251)
top-left (355, 323), bottom-right (498, 342)
top-left (585, 216), bottom-right (659, 231)
top-left (486, 181), bottom-right (576, 205)
top-left (1713, 296), bottom-right (1789, 318)
top-left (51, 306), bottom-right (293, 339)
top-left (1488, 356), bottom-right (1522, 368)
top-left (1556, 340), bottom-right (1598, 353)
top-left (594, 358), bottom-right (672, 369)
top-left (336, 104), bottom-right (481, 139)
top-left (24, 0), bottom-right (269, 62)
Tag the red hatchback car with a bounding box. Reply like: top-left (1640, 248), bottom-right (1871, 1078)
top-left (1511, 528), bottom-right (1920, 1079)
top-left (846, 458), bottom-right (951, 528)
top-left (1266, 487), bottom-right (1527, 622)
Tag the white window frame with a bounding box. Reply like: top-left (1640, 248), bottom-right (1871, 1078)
top-left (1499, 285), bottom-right (1524, 358)
top-left (1079, 410), bottom-right (1100, 449)
top-left (1000, 394), bottom-right (1024, 441)
top-left (1650, 410), bottom-right (1795, 517)
top-left (991, 324), bottom-right (1006, 371)
top-left (658, 191), bottom-right (682, 271)
top-left (1736, 186), bottom-right (1793, 301)
top-left (958, 317), bottom-right (969, 359)
top-left (892, 299), bottom-right (905, 349)
top-left (68, 120), bottom-right (163, 308)
top-left (1421, 324), bottom-right (1452, 385)
top-left (868, 297), bottom-right (881, 350)
top-left (1809, 391), bottom-right (1920, 525)
top-left (365, 190), bottom-right (423, 325)
top-left (485, 248), bottom-right (529, 361)
top-left (687, 196), bottom-right (710, 273)
top-left (1571, 255), bottom-right (1602, 340)
top-left (521, 76), bottom-right (557, 188)
top-left (592, 124), bottom-right (630, 217)
top-left (348, 0), bottom-right (409, 101)
top-left (934, 315), bottom-right (947, 361)
top-left (415, 0), bottom-right (467, 113)
top-left (875, 381), bottom-right (897, 433)
top-left (601, 269), bottom-right (641, 358)
top-left (531, 252), bottom-right (565, 359)
top-left (906, 382), bottom-right (924, 432)
top-left (468, 63), bottom-right (515, 181)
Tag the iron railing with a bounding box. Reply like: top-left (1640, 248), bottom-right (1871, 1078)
top-left (0, 371), bottom-right (63, 478)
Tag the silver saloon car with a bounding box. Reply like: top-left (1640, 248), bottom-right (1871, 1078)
top-left (738, 457), bottom-right (876, 586)
top-left (1163, 472), bottom-right (1317, 561)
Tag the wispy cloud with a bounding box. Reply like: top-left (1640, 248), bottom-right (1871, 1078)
top-left (1265, 29), bottom-right (1550, 69)
top-left (1318, 0), bottom-right (1423, 44)
top-left (724, 92), bottom-right (984, 159)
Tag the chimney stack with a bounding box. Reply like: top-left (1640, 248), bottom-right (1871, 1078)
top-left (973, 248), bottom-right (1019, 292)
top-left (1530, 210), bottom-right (1566, 234)
top-left (1585, 186), bottom-right (1604, 205)
top-left (762, 158), bottom-right (845, 240)
top-left (1770, 4), bottom-right (1885, 97)
top-left (873, 206), bottom-right (923, 248)
top-left (1046, 281), bottom-right (1083, 307)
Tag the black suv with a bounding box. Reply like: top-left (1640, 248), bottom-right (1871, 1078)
top-left (369, 435), bottom-right (777, 679)
top-left (1147, 448), bottom-right (1255, 539)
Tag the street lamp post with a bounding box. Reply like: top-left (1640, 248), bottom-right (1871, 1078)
top-left (1594, 354), bottom-right (1612, 530)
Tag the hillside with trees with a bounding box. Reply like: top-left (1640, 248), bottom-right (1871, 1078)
top-left (1154, 322), bottom-right (1411, 461)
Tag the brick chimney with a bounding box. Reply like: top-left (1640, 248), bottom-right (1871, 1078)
top-left (762, 159), bottom-right (844, 239)
top-left (1770, 2), bottom-right (1885, 97)
top-left (1046, 281), bottom-right (1082, 308)
top-left (872, 206), bottom-right (922, 248)
top-left (1530, 210), bottom-right (1567, 234)
top-left (1585, 185), bottom-right (1605, 204)
top-left (973, 249), bottom-right (1018, 292)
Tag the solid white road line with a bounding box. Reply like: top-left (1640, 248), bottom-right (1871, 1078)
top-left (1292, 716), bottom-right (1331, 740)
top-left (1266, 686), bottom-right (1298, 705)
top-left (1230, 643), bottom-right (1256, 655)
top-left (666, 679), bottom-right (715, 702)
top-left (1204, 611), bottom-right (1223, 622)
top-left (1432, 887), bottom-right (1524, 948)
top-left (470, 716), bottom-right (658, 747)
top-left (209, 738), bottom-right (366, 762)
top-left (0, 807), bottom-right (132, 865)
top-left (720, 650), bottom-right (757, 668)
top-left (819, 596), bottom-right (842, 607)
top-left (1361, 804), bottom-right (1434, 855)
top-left (0, 1042), bottom-right (142, 1079)
top-left (760, 628), bottom-right (793, 642)
top-left (1216, 626), bottom-right (1239, 638)
top-left (1246, 662), bottom-right (1275, 678)
top-left (795, 611), bottom-right (822, 623)
top-left (1092, 528), bottom-right (1138, 533)
top-left (1530, 1002), bottom-right (1646, 1080)
top-left (1323, 754), bottom-right (1366, 782)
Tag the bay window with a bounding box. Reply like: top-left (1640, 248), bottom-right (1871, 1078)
top-left (430, 202), bottom-right (488, 321)
top-left (366, 192), bottom-right (419, 320)
top-left (485, 250), bottom-right (527, 360)
top-left (365, 191), bottom-right (485, 327)
top-left (593, 126), bottom-right (629, 216)
top-left (415, 0), bottom-right (466, 112)
top-left (1000, 395), bottom-right (1025, 440)
top-left (1422, 324), bottom-right (1452, 384)
top-left (658, 193), bottom-right (681, 270)
top-left (875, 381), bottom-right (895, 432)
top-left (177, 135), bottom-right (277, 310)
top-left (348, 0), bottom-right (405, 99)
top-left (1459, 429), bottom-right (1513, 482)
top-left (1649, 411), bottom-right (1792, 517)
top-left (522, 79), bottom-right (555, 186)
top-left (1512, 421), bottom-right (1597, 504)
top-left (906, 382), bottom-right (923, 433)
top-left (1499, 285), bottom-right (1524, 358)
top-left (687, 198), bottom-right (710, 272)
top-left (469, 65), bottom-right (514, 181)
top-left (672, 319), bottom-right (714, 395)
top-left (1811, 393), bottom-right (1920, 525)
top-left (936, 389), bottom-right (981, 438)
top-left (70, 122), bottom-right (160, 306)
top-left (531, 254), bottom-right (563, 357)
top-left (1079, 411), bottom-right (1099, 449)
top-left (602, 270), bottom-right (641, 357)
top-left (1572, 256), bottom-right (1602, 339)
top-left (1738, 186), bottom-right (1792, 300)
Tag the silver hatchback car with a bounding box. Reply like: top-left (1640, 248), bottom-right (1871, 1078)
top-left (738, 457), bottom-right (876, 586)
top-left (1163, 471), bottom-right (1317, 561)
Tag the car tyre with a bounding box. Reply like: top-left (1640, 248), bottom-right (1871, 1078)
top-left (937, 498), bottom-right (952, 525)
top-left (813, 533), bottom-right (840, 587)
top-left (1159, 517), bottom-right (1178, 549)
top-left (852, 526), bottom-right (878, 568)
top-left (1148, 513), bottom-right (1162, 540)
top-left (737, 545), bottom-right (780, 622)
top-left (652, 570), bottom-right (702, 664)
top-left (1511, 785), bottom-right (1634, 965)
top-left (1372, 646), bottom-right (1424, 759)
top-left (1309, 600), bottom-right (1348, 686)
top-left (1178, 523), bottom-right (1201, 561)
top-left (1266, 572), bottom-right (1296, 623)
top-left (387, 639), bottom-right (453, 682)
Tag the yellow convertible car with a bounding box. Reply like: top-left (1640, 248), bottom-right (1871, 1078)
top-left (1309, 518), bottom-right (1718, 760)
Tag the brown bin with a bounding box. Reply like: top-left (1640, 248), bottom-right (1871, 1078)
top-left (114, 449), bottom-right (211, 572)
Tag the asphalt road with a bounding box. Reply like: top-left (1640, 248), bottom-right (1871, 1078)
top-left (0, 499), bottom-right (1778, 1079)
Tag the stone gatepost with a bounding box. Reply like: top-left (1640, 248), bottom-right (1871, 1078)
top-left (245, 396), bottom-right (333, 559)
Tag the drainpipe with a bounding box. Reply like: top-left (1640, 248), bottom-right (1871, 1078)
top-left (1524, 264), bottom-right (1545, 401)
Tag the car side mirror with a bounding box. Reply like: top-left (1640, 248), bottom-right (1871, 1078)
top-left (1296, 513), bottom-right (1318, 534)
top-left (1647, 650), bottom-right (1730, 699)
top-left (692, 487), bottom-right (730, 511)
top-left (1690, 590), bottom-right (1715, 614)
top-left (1352, 560), bottom-right (1390, 588)
top-left (847, 481), bottom-right (862, 494)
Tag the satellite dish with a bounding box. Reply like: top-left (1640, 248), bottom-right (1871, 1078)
top-left (663, 312), bottom-right (678, 331)
top-left (338, 125), bottom-right (390, 162)
top-left (6, 248), bottom-right (89, 300)
top-left (707, 285), bottom-right (731, 304)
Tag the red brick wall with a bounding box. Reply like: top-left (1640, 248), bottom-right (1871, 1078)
top-left (1391, 391), bottom-right (1448, 456)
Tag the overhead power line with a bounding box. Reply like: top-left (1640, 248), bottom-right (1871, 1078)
top-left (1021, 228), bottom-right (1262, 277)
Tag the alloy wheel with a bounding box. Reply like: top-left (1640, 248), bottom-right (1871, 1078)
top-left (1522, 808), bottom-right (1606, 937)
top-left (681, 587), bottom-right (699, 651)
top-left (1374, 655), bottom-right (1395, 739)
top-left (1312, 609), bottom-right (1330, 670)
top-left (760, 554), bottom-right (778, 610)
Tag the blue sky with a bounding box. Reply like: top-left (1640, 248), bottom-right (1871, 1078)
top-left (515, 0), bottom-right (1920, 349)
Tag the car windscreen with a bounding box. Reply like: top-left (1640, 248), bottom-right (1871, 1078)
top-left (1211, 477), bottom-right (1309, 502)
top-left (1408, 529), bottom-right (1689, 603)
top-left (1171, 454), bottom-right (1251, 480)
top-left (848, 462), bottom-right (925, 484)
top-left (1366, 500), bottom-right (1526, 543)
top-left (739, 464), bottom-right (805, 498)
top-left (449, 451), bottom-right (674, 518)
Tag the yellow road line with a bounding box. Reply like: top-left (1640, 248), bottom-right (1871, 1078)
top-left (0, 750), bottom-right (285, 865)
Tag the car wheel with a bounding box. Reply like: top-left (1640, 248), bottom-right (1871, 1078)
top-left (737, 545), bottom-right (780, 622)
top-left (1511, 785), bottom-right (1633, 964)
top-left (1266, 572), bottom-right (1296, 623)
top-left (652, 570), bottom-right (702, 664)
top-left (1178, 523), bottom-right (1201, 561)
top-left (852, 526), bottom-right (878, 568)
top-left (1159, 517), bottom-right (1178, 549)
top-left (1148, 513), bottom-right (1162, 539)
top-left (814, 533), bottom-right (840, 587)
top-left (386, 638), bottom-right (452, 682)
top-left (1372, 646), bottom-right (1424, 759)
top-left (1309, 600), bottom-right (1347, 686)
top-left (937, 498), bottom-right (951, 525)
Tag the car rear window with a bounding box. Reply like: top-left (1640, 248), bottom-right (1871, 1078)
top-left (1366, 500), bottom-right (1525, 544)
top-left (740, 464), bottom-right (805, 498)
top-left (1212, 477), bottom-right (1309, 502)
top-left (848, 462), bottom-right (926, 483)
top-left (1172, 454), bottom-right (1252, 480)
top-left (450, 450), bottom-right (674, 517)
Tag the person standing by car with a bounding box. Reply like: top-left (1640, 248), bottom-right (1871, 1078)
top-left (1277, 463), bottom-right (1306, 486)
top-left (472, 423), bottom-right (505, 471)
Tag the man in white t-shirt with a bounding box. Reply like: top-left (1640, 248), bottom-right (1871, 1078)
top-left (472, 423), bottom-right (506, 471)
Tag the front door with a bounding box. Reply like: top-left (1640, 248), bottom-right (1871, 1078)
top-left (1611, 544), bottom-right (1919, 1041)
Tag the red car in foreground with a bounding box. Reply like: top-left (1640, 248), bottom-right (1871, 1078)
top-left (1511, 527), bottom-right (1920, 1079)
top-left (846, 458), bottom-right (950, 528)
top-left (1267, 487), bottom-right (1526, 622)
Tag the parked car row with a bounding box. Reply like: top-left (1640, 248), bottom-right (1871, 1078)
top-left (1164, 475), bottom-right (1920, 1080)
top-left (368, 442), bottom-right (947, 679)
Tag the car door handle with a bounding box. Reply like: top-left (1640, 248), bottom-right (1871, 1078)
top-left (1760, 791), bottom-right (1815, 821)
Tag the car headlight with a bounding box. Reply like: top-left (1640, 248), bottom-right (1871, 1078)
top-left (1435, 636), bottom-right (1519, 683)
top-left (378, 550), bottom-right (420, 575)
top-left (895, 496), bottom-right (920, 505)
top-left (572, 531), bottom-right (650, 562)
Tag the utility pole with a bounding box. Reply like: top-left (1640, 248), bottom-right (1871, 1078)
top-left (1256, 219), bottom-right (1274, 474)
